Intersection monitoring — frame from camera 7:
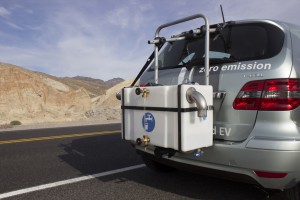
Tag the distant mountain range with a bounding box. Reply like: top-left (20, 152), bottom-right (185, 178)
top-left (71, 76), bottom-right (124, 87)
top-left (58, 76), bottom-right (124, 98)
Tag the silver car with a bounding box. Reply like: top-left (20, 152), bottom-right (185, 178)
top-left (121, 14), bottom-right (300, 199)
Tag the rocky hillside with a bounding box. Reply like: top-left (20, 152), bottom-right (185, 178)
top-left (87, 80), bottom-right (132, 121)
top-left (0, 62), bottom-right (128, 125)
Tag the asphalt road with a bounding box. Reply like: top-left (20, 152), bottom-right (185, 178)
top-left (0, 123), bottom-right (285, 199)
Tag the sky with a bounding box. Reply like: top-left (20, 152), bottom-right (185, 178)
top-left (0, 0), bottom-right (299, 81)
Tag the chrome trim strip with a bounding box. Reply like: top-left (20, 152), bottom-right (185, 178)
top-left (213, 91), bottom-right (226, 99)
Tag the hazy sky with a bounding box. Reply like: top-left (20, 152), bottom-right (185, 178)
top-left (0, 0), bottom-right (299, 80)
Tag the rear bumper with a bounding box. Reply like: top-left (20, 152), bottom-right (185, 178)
top-left (135, 138), bottom-right (300, 190)
top-left (137, 149), bottom-right (260, 185)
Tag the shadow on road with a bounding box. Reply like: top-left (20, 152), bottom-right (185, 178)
top-left (59, 134), bottom-right (285, 200)
top-left (59, 133), bottom-right (142, 175)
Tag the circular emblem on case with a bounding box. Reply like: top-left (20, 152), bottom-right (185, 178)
top-left (142, 112), bottom-right (155, 132)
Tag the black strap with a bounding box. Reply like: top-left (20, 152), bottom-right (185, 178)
top-left (121, 105), bottom-right (201, 112)
top-left (130, 44), bottom-right (163, 87)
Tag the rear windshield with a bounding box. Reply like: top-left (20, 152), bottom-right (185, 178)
top-left (150, 22), bottom-right (285, 70)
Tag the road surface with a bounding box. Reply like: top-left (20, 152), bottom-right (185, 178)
top-left (0, 123), bottom-right (284, 199)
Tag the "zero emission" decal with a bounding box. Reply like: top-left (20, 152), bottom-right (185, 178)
top-left (199, 62), bottom-right (271, 73)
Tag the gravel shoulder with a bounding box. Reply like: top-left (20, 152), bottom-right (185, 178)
top-left (0, 119), bottom-right (121, 133)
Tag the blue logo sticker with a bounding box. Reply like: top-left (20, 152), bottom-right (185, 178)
top-left (142, 112), bottom-right (155, 132)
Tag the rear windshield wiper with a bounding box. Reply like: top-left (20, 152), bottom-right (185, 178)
top-left (209, 57), bottom-right (239, 64)
top-left (183, 58), bottom-right (205, 70)
top-left (184, 57), bottom-right (239, 70)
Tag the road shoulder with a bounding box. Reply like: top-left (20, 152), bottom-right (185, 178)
top-left (0, 119), bottom-right (121, 133)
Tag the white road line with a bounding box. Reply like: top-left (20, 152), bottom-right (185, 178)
top-left (0, 164), bottom-right (145, 199)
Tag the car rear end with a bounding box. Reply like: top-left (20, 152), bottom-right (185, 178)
top-left (136, 19), bottom-right (300, 192)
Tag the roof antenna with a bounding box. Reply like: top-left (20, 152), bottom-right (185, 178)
top-left (220, 4), bottom-right (225, 23)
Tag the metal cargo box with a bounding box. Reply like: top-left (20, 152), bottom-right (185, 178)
top-left (122, 84), bottom-right (213, 152)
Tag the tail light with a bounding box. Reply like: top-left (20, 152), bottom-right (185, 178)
top-left (233, 80), bottom-right (264, 110)
top-left (233, 79), bottom-right (300, 111)
top-left (254, 171), bottom-right (288, 178)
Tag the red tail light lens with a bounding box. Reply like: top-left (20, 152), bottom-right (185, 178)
top-left (254, 171), bottom-right (288, 178)
top-left (233, 80), bottom-right (264, 110)
top-left (233, 79), bottom-right (300, 111)
top-left (260, 79), bottom-right (300, 110)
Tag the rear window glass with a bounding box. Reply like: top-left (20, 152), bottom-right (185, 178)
top-left (149, 22), bottom-right (285, 70)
